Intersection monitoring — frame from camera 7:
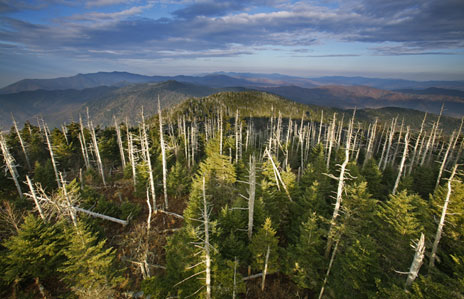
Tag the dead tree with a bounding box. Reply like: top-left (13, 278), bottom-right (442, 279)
top-left (262, 245), bottom-right (270, 291)
top-left (325, 110), bottom-right (355, 257)
top-left (43, 123), bottom-right (61, 188)
top-left (429, 164), bottom-right (459, 269)
top-left (0, 132), bottom-right (24, 199)
top-left (435, 132), bottom-right (456, 189)
top-left (127, 132), bottom-right (138, 188)
top-left (381, 116), bottom-right (397, 170)
top-left (392, 127), bottom-right (410, 195)
top-left (326, 113), bottom-right (337, 169)
top-left (202, 177), bottom-right (212, 299)
top-left (158, 97), bottom-right (169, 209)
top-left (408, 113), bottom-right (427, 174)
top-left (89, 121), bottom-right (106, 186)
top-left (25, 175), bottom-right (45, 221)
top-left (141, 110), bottom-right (156, 210)
top-left (265, 148), bottom-right (292, 201)
top-left (12, 115), bottom-right (31, 170)
top-left (248, 155), bottom-right (256, 240)
top-left (114, 116), bottom-right (126, 169)
top-left (363, 118), bottom-right (377, 167)
top-left (405, 233), bottom-right (425, 288)
top-left (319, 235), bottom-right (341, 299)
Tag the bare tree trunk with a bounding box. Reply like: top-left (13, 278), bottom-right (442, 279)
top-left (326, 111), bottom-right (355, 257)
top-left (392, 127), bottom-right (409, 195)
top-left (0, 132), bottom-right (24, 199)
top-left (248, 155), bottom-right (256, 240)
top-left (114, 116), bottom-right (126, 169)
top-left (202, 177), bottom-right (211, 299)
top-left (261, 245), bottom-right (270, 291)
top-left (12, 115), bottom-right (31, 170)
top-left (60, 173), bottom-right (77, 227)
top-left (382, 117), bottom-right (397, 170)
top-left (42, 124), bottom-right (62, 188)
top-left (317, 111), bottom-right (323, 145)
top-left (326, 114), bottom-right (336, 169)
top-left (219, 109), bottom-right (223, 155)
top-left (141, 110), bottom-right (156, 211)
top-left (78, 133), bottom-right (90, 170)
top-left (89, 121), bottom-right (106, 186)
top-left (26, 176), bottom-right (45, 220)
top-left (405, 233), bottom-right (425, 288)
top-left (363, 119), bottom-right (377, 166)
top-left (128, 132), bottom-right (137, 188)
top-left (158, 97), bottom-right (169, 209)
top-left (319, 236), bottom-right (340, 299)
top-left (265, 148), bottom-right (292, 201)
top-left (392, 118), bottom-right (404, 166)
top-left (408, 113), bottom-right (427, 174)
top-left (429, 165), bottom-right (458, 269)
top-left (435, 132), bottom-right (456, 189)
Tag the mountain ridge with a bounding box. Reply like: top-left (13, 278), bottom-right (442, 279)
top-left (3, 71), bottom-right (464, 94)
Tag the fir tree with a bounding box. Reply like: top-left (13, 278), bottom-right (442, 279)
top-left (60, 221), bottom-right (122, 298)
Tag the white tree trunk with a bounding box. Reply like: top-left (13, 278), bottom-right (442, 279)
top-left (0, 132), bottom-right (24, 199)
top-left (248, 155), bottom-right (256, 240)
top-left (202, 177), bottom-right (212, 299)
top-left (158, 97), bottom-right (169, 209)
top-left (43, 124), bottom-right (62, 188)
top-left (261, 245), bottom-right (270, 291)
top-left (435, 132), bottom-right (456, 189)
top-left (326, 110), bottom-right (355, 257)
top-left (408, 113), bottom-right (427, 174)
top-left (429, 165), bottom-right (458, 269)
top-left (89, 121), bottom-right (106, 186)
top-left (12, 116), bottom-right (31, 170)
top-left (392, 127), bottom-right (409, 195)
top-left (405, 233), bottom-right (425, 288)
top-left (141, 110), bottom-right (156, 210)
top-left (26, 175), bottom-right (45, 220)
top-left (114, 116), bottom-right (126, 169)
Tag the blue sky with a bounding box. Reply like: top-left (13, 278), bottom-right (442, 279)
top-left (0, 0), bottom-right (463, 87)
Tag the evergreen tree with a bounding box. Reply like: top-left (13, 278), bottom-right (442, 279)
top-left (60, 221), bottom-right (122, 298)
top-left (2, 215), bottom-right (66, 295)
top-left (249, 218), bottom-right (279, 290)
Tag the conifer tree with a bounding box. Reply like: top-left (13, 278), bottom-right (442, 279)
top-left (2, 215), bottom-right (66, 296)
top-left (249, 218), bottom-right (279, 291)
top-left (60, 221), bottom-right (122, 298)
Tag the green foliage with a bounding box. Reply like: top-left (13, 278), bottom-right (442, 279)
top-left (250, 218), bottom-right (279, 274)
top-left (213, 258), bottom-right (246, 298)
top-left (33, 160), bottom-right (57, 191)
top-left (287, 213), bottom-right (325, 292)
top-left (60, 221), bottom-right (122, 298)
top-left (2, 215), bottom-right (66, 283)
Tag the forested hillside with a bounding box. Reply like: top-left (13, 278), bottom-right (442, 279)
top-left (1, 91), bottom-right (463, 298)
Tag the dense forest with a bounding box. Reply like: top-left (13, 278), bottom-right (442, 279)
top-left (1, 91), bottom-right (463, 298)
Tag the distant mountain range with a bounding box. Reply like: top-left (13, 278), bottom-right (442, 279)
top-left (0, 81), bottom-right (244, 128)
top-left (2, 71), bottom-right (464, 94)
top-left (258, 85), bottom-right (464, 117)
top-left (1, 71), bottom-right (463, 130)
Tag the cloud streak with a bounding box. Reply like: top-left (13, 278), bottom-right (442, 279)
top-left (0, 0), bottom-right (463, 61)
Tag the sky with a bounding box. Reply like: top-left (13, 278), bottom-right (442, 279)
top-left (0, 0), bottom-right (463, 87)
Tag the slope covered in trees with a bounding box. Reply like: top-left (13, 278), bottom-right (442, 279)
top-left (0, 91), bottom-right (463, 298)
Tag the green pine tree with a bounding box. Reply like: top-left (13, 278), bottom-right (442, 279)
top-left (60, 221), bottom-right (122, 298)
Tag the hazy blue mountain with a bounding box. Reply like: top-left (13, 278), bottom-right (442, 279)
top-left (307, 76), bottom-right (464, 90)
top-left (394, 87), bottom-right (464, 98)
top-left (0, 72), bottom-right (264, 94)
top-left (0, 81), bottom-right (246, 129)
top-left (3, 71), bottom-right (464, 94)
top-left (258, 85), bottom-right (464, 117)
